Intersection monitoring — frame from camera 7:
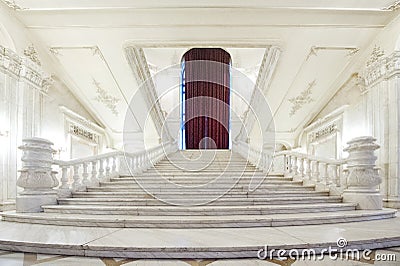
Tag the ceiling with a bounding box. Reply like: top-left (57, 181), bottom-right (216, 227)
top-left (3, 0), bottom-right (400, 146)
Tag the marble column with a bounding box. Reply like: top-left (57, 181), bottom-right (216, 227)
top-left (342, 136), bottom-right (382, 210)
top-left (363, 50), bottom-right (400, 208)
top-left (16, 138), bottom-right (59, 212)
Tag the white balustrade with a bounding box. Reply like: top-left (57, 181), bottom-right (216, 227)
top-left (51, 141), bottom-right (176, 198)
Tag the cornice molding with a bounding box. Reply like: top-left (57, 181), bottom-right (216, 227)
top-left (382, 1), bottom-right (400, 11)
top-left (0, 45), bottom-right (51, 93)
top-left (124, 46), bottom-right (172, 140)
top-left (364, 50), bottom-right (400, 87)
top-left (236, 46), bottom-right (281, 141)
top-left (2, 0), bottom-right (27, 11)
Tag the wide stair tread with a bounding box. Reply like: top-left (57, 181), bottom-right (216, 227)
top-left (2, 209), bottom-right (396, 228)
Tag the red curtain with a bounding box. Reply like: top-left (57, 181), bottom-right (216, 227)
top-left (184, 48), bottom-right (231, 149)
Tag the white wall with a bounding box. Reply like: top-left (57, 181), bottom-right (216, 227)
top-left (0, 3), bottom-right (104, 209)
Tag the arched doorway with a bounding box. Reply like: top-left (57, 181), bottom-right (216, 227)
top-left (181, 48), bottom-right (231, 149)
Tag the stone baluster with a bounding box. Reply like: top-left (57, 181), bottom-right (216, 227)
top-left (81, 162), bottom-right (90, 188)
top-left (314, 161), bottom-right (321, 183)
top-left (310, 160), bottom-right (317, 183)
top-left (111, 156), bottom-right (118, 178)
top-left (330, 164), bottom-right (339, 187)
top-left (91, 160), bottom-right (99, 186)
top-left (16, 138), bottom-right (59, 212)
top-left (58, 165), bottom-right (71, 197)
top-left (283, 155), bottom-right (289, 176)
top-left (321, 162), bottom-right (329, 186)
top-left (291, 155), bottom-right (299, 178)
top-left (304, 158), bottom-right (312, 182)
top-left (71, 164), bottom-right (82, 191)
top-left (105, 158), bottom-right (111, 179)
top-left (342, 136), bottom-right (382, 210)
top-left (298, 157), bottom-right (305, 181)
top-left (98, 159), bottom-right (105, 180)
top-left (286, 155), bottom-right (292, 177)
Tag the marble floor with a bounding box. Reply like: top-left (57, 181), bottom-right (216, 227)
top-left (0, 247), bottom-right (399, 265)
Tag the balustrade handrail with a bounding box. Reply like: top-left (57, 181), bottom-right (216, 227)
top-left (274, 150), bottom-right (346, 165)
top-left (53, 142), bottom-right (172, 166)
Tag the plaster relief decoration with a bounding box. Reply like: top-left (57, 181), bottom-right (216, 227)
top-left (306, 46), bottom-right (359, 61)
top-left (308, 123), bottom-right (337, 143)
top-left (288, 80), bottom-right (315, 116)
top-left (23, 44), bottom-right (41, 66)
top-left (93, 79), bottom-right (120, 116)
top-left (366, 45), bottom-right (385, 67)
top-left (0, 45), bottom-right (50, 93)
top-left (69, 124), bottom-right (99, 144)
top-left (48, 45), bottom-right (135, 134)
top-left (382, 1), bottom-right (400, 11)
top-left (2, 0), bottom-right (26, 10)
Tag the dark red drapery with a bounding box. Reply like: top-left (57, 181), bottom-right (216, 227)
top-left (183, 48), bottom-right (231, 149)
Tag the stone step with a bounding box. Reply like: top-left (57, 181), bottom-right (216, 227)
top-left (98, 180), bottom-right (302, 187)
top-left (111, 176), bottom-right (291, 182)
top-left (130, 172), bottom-right (282, 177)
top-left (72, 190), bottom-right (330, 198)
top-left (58, 196), bottom-right (343, 206)
top-left (86, 185), bottom-right (315, 192)
top-left (3, 209), bottom-right (395, 228)
top-left (41, 203), bottom-right (357, 216)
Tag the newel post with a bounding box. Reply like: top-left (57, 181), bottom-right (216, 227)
top-left (342, 136), bottom-right (382, 210)
top-left (16, 138), bottom-right (59, 212)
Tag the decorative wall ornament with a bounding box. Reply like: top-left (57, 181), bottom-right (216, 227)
top-left (306, 46), bottom-right (359, 61)
top-left (0, 45), bottom-right (50, 93)
top-left (69, 123), bottom-right (99, 144)
top-left (382, 1), bottom-right (400, 11)
top-left (2, 0), bottom-right (26, 10)
top-left (288, 80), bottom-right (316, 116)
top-left (364, 51), bottom-right (400, 86)
top-left (41, 76), bottom-right (54, 94)
top-left (308, 123), bottom-right (337, 143)
top-left (93, 79), bottom-right (120, 116)
top-left (366, 45), bottom-right (385, 67)
top-left (355, 73), bottom-right (367, 94)
top-left (23, 44), bottom-right (41, 66)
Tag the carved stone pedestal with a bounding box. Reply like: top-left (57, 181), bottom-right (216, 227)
top-left (342, 136), bottom-right (382, 210)
top-left (16, 138), bottom-right (59, 213)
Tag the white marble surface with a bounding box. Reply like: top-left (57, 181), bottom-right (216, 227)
top-left (0, 217), bottom-right (399, 258)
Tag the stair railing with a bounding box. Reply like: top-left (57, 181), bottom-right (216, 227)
top-left (233, 140), bottom-right (347, 193)
top-left (232, 140), bottom-right (275, 173)
top-left (273, 151), bottom-right (347, 192)
top-left (53, 141), bottom-right (176, 197)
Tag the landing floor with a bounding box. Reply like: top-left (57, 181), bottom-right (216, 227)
top-left (0, 216), bottom-right (400, 261)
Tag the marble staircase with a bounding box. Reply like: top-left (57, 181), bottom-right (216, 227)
top-left (3, 150), bottom-right (396, 228)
